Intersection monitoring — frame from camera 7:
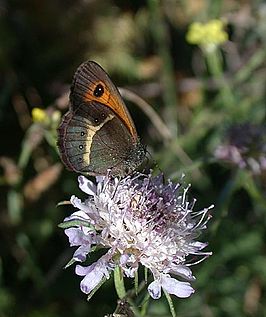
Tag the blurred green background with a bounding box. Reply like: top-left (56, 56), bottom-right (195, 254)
top-left (1, 0), bottom-right (266, 316)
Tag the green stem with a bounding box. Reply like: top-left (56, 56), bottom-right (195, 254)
top-left (205, 48), bottom-right (235, 108)
top-left (163, 290), bottom-right (177, 317)
top-left (134, 270), bottom-right (139, 295)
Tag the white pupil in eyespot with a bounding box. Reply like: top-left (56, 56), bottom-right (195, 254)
top-left (94, 84), bottom-right (104, 97)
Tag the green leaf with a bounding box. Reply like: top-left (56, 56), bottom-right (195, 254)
top-left (58, 219), bottom-right (95, 229)
top-left (64, 258), bottom-right (76, 269)
top-left (114, 266), bottom-right (126, 299)
top-left (56, 200), bottom-right (71, 206)
top-left (144, 267), bottom-right (148, 284)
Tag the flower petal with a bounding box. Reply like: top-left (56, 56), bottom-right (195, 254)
top-left (65, 228), bottom-right (89, 246)
top-left (78, 176), bottom-right (96, 196)
top-left (169, 264), bottom-right (195, 281)
top-left (190, 241), bottom-right (208, 250)
top-left (76, 261), bottom-right (109, 294)
top-left (75, 263), bottom-right (95, 276)
top-left (73, 245), bottom-right (90, 262)
top-left (161, 276), bottom-right (194, 298)
top-left (96, 175), bottom-right (105, 183)
top-left (64, 210), bottom-right (90, 222)
top-left (148, 279), bottom-right (162, 299)
top-left (80, 268), bottom-right (105, 294)
top-left (70, 196), bottom-right (92, 214)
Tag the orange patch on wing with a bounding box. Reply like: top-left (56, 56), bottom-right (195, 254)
top-left (83, 82), bottom-right (137, 141)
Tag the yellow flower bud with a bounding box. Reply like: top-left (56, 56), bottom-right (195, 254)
top-left (32, 108), bottom-right (48, 123)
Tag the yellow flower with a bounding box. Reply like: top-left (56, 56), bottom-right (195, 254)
top-left (32, 107), bottom-right (48, 123)
top-left (186, 19), bottom-right (228, 47)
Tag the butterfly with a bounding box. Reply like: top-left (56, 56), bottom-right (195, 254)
top-left (57, 61), bottom-right (146, 176)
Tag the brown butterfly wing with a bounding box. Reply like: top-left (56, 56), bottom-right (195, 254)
top-left (58, 101), bottom-right (145, 176)
top-left (57, 61), bottom-right (146, 176)
top-left (70, 61), bottom-right (138, 140)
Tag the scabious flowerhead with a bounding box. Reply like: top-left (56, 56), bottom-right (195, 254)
top-left (186, 19), bottom-right (228, 51)
top-left (215, 123), bottom-right (266, 175)
top-left (62, 172), bottom-right (213, 300)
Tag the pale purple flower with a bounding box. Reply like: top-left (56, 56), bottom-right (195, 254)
top-left (62, 172), bottom-right (213, 299)
top-left (215, 123), bottom-right (266, 175)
